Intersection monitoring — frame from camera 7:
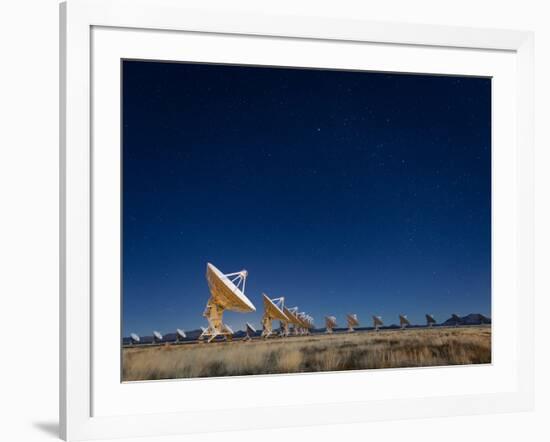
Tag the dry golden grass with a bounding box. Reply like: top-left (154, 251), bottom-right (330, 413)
top-left (122, 326), bottom-right (491, 381)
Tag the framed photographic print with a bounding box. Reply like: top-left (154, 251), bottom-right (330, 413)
top-left (120, 60), bottom-right (494, 381)
top-left (60, 0), bottom-right (534, 440)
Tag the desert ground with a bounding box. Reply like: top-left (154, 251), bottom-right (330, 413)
top-left (122, 326), bottom-right (491, 381)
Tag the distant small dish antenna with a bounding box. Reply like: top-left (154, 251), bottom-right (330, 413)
top-left (199, 263), bottom-right (256, 343)
top-left (372, 315), bottom-right (383, 331)
top-left (399, 314), bottom-right (410, 329)
top-left (176, 328), bottom-right (186, 342)
top-left (426, 314), bottom-right (436, 327)
top-left (346, 314), bottom-right (359, 332)
top-left (130, 333), bottom-right (140, 344)
top-left (325, 316), bottom-right (337, 334)
top-left (261, 294), bottom-right (289, 338)
top-left (244, 322), bottom-right (256, 341)
top-left (153, 331), bottom-right (163, 343)
top-left (298, 312), bottom-right (313, 335)
top-left (451, 314), bottom-right (461, 327)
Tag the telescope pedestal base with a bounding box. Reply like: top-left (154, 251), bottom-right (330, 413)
top-left (261, 316), bottom-right (275, 338)
top-left (200, 298), bottom-right (234, 343)
top-left (199, 327), bottom-right (233, 343)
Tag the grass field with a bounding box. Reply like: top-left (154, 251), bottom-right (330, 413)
top-left (122, 326), bottom-right (491, 381)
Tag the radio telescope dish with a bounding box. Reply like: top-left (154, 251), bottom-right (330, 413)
top-left (426, 314), bottom-right (436, 327)
top-left (306, 315), bottom-right (314, 334)
top-left (279, 319), bottom-right (290, 337)
top-left (283, 306), bottom-right (301, 335)
top-left (244, 322), bottom-right (256, 341)
top-left (346, 314), bottom-right (359, 332)
top-left (153, 331), bottom-right (163, 343)
top-left (206, 263), bottom-right (255, 311)
top-left (283, 306), bottom-right (300, 324)
top-left (297, 312), bottom-right (311, 335)
top-left (451, 313), bottom-right (461, 327)
top-left (399, 314), bottom-right (410, 329)
top-left (130, 333), bottom-right (140, 344)
top-left (176, 328), bottom-right (186, 342)
top-left (261, 294), bottom-right (289, 338)
top-left (295, 311), bottom-right (307, 335)
top-left (282, 308), bottom-right (313, 335)
top-left (301, 314), bottom-right (314, 335)
top-left (325, 316), bottom-right (337, 334)
top-left (372, 315), bottom-right (383, 331)
top-left (200, 263), bottom-right (256, 343)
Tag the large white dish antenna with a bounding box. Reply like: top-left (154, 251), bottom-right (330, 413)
top-left (283, 306), bottom-right (301, 325)
top-left (200, 263), bottom-right (255, 343)
top-left (282, 306), bottom-right (312, 335)
top-left (262, 294), bottom-right (288, 322)
top-left (261, 294), bottom-right (289, 338)
top-left (130, 333), bottom-right (140, 344)
top-left (297, 312), bottom-right (307, 326)
top-left (399, 314), bottom-right (410, 328)
top-left (325, 315), bottom-right (337, 334)
top-left (280, 319), bottom-right (290, 337)
top-left (206, 263), bottom-right (255, 312)
top-left (303, 314), bottom-right (313, 334)
top-left (176, 328), bottom-right (186, 340)
top-left (298, 312), bottom-right (313, 335)
top-left (426, 314), bottom-right (436, 326)
top-left (346, 313), bottom-right (359, 332)
top-left (372, 315), bottom-right (383, 330)
top-left (284, 306), bottom-right (303, 335)
top-left (153, 331), bottom-right (163, 343)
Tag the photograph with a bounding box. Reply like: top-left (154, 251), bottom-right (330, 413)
top-left (121, 60), bottom-right (492, 382)
top-left (0, 0), bottom-right (541, 439)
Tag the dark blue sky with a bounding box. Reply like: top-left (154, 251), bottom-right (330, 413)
top-left (122, 60), bottom-right (491, 336)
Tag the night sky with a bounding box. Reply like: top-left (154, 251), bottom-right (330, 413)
top-left (122, 60), bottom-right (491, 337)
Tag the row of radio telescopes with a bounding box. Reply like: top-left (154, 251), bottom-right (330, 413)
top-left (127, 263), bottom-right (464, 345)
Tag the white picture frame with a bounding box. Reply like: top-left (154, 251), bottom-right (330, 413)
top-left (60, 0), bottom-right (534, 440)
